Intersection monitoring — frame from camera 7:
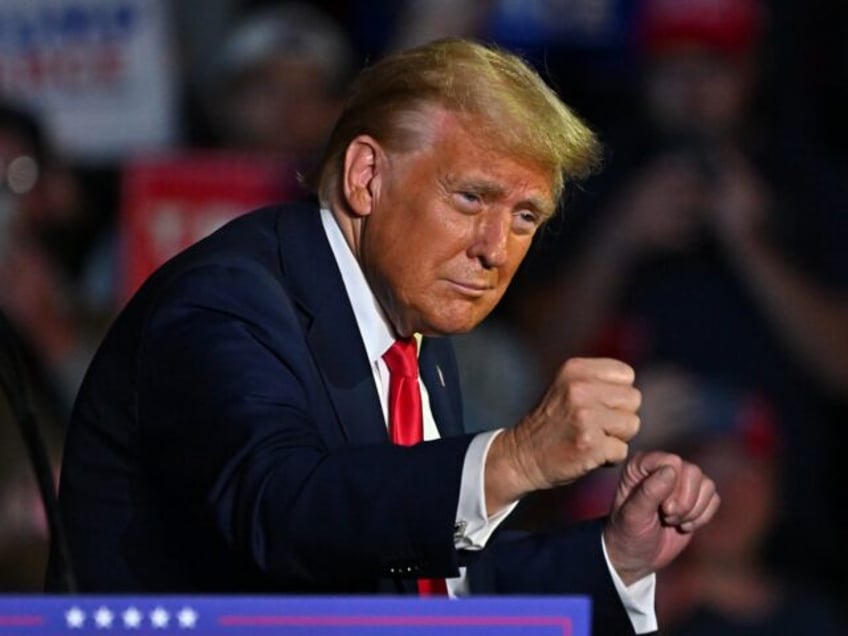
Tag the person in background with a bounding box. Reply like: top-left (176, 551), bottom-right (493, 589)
top-left (0, 103), bottom-right (86, 590)
top-left (512, 0), bottom-right (848, 589)
top-left (0, 104), bottom-right (95, 410)
top-left (648, 371), bottom-right (845, 635)
top-left (202, 3), bottom-right (355, 174)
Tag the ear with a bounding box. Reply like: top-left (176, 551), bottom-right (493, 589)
top-left (342, 135), bottom-right (383, 217)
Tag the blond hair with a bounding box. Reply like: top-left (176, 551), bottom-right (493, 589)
top-left (307, 38), bottom-right (601, 205)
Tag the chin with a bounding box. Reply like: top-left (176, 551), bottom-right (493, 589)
top-left (419, 311), bottom-right (489, 336)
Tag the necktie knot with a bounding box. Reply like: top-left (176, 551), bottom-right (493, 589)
top-left (382, 338), bottom-right (418, 378)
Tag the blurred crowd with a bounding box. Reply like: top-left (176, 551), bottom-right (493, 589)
top-left (1, 0), bottom-right (847, 632)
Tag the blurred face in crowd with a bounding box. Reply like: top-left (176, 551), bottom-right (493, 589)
top-left (0, 130), bottom-right (38, 220)
top-left (644, 47), bottom-right (755, 140)
top-left (0, 129), bottom-right (78, 234)
top-left (0, 128), bottom-right (82, 246)
top-left (687, 439), bottom-right (775, 563)
top-left (345, 107), bottom-right (555, 337)
top-left (224, 56), bottom-right (342, 158)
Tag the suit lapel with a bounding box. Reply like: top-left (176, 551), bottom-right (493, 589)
top-left (274, 202), bottom-right (388, 445)
top-left (272, 202), bottom-right (466, 444)
top-left (419, 337), bottom-right (464, 438)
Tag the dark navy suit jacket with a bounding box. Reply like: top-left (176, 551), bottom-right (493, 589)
top-left (51, 202), bottom-right (637, 634)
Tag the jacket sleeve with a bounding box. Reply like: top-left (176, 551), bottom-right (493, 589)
top-left (137, 262), bottom-right (474, 587)
top-left (465, 518), bottom-right (643, 635)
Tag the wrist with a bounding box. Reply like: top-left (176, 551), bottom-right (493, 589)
top-left (602, 523), bottom-right (652, 587)
top-left (484, 427), bottom-right (538, 515)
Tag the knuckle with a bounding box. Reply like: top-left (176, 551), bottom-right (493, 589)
top-left (561, 357), bottom-right (586, 378)
top-left (573, 428), bottom-right (595, 452)
top-left (631, 387), bottom-right (643, 410)
top-left (610, 442), bottom-right (629, 464)
top-left (683, 462), bottom-right (703, 481)
top-left (660, 452), bottom-right (683, 470)
top-left (567, 381), bottom-right (591, 405)
top-left (571, 406), bottom-right (593, 428)
top-left (618, 361), bottom-right (636, 384)
top-left (629, 414), bottom-right (641, 437)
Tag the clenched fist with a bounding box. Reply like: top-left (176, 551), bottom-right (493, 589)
top-left (604, 451), bottom-right (721, 585)
top-left (485, 357), bottom-right (641, 514)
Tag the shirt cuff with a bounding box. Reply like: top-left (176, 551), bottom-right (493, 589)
top-left (453, 429), bottom-right (518, 551)
top-left (601, 535), bottom-right (658, 634)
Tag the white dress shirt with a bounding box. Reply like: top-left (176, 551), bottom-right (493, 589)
top-left (319, 207), bottom-right (657, 633)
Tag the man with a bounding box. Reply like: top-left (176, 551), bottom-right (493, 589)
top-left (51, 39), bottom-right (719, 634)
top-left (204, 3), bottom-right (352, 167)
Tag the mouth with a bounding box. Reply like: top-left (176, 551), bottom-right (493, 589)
top-left (445, 279), bottom-right (494, 298)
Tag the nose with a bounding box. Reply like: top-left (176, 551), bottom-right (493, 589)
top-left (469, 211), bottom-right (510, 269)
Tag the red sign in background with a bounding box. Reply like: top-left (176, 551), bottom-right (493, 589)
top-left (119, 153), bottom-right (297, 303)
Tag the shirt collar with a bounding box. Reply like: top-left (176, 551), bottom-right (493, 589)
top-left (320, 206), bottom-right (397, 364)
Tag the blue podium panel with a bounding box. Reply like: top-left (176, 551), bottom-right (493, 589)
top-left (0, 596), bottom-right (590, 636)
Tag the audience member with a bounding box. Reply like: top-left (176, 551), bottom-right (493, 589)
top-left (511, 0), bottom-right (848, 586)
top-left (0, 104), bottom-right (96, 410)
top-left (0, 103), bottom-right (79, 590)
top-left (649, 370), bottom-right (845, 634)
top-left (202, 3), bottom-right (356, 173)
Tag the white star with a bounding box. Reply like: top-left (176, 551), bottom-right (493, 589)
top-left (65, 606), bottom-right (86, 629)
top-left (122, 607), bottom-right (143, 629)
top-left (176, 606), bottom-right (198, 629)
top-left (150, 606), bottom-right (170, 629)
top-left (94, 606), bottom-right (114, 628)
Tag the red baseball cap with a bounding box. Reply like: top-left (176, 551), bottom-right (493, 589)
top-left (637, 0), bottom-right (763, 56)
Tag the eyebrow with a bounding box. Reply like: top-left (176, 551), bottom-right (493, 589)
top-left (442, 174), bottom-right (555, 220)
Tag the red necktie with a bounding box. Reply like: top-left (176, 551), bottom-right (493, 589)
top-left (382, 338), bottom-right (448, 596)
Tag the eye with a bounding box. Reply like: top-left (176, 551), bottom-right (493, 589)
top-left (513, 209), bottom-right (540, 235)
top-left (453, 191), bottom-right (482, 212)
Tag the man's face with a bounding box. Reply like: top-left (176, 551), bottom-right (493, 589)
top-left (359, 110), bottom-right (555, 336)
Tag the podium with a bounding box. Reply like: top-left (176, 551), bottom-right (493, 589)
top-left (0, 596), bottom-right (590, 635)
